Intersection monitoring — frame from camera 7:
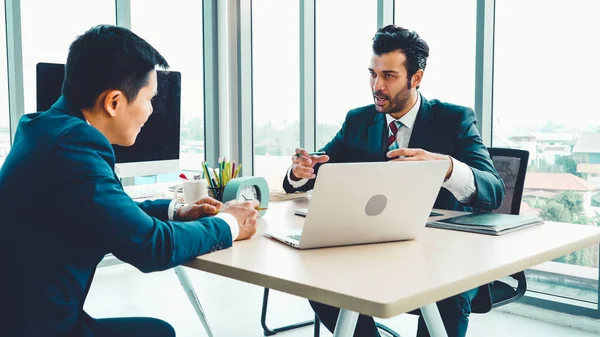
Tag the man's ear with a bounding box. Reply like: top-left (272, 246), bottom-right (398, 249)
top-left (411, 69), bottom-right (424, 88)
top-left (102, 90), bottom-right (125, 117)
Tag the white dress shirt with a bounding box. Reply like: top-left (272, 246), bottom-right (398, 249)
top-left (287, 93), bottom-right (477, 203)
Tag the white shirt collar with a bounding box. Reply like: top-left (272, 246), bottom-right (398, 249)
top-left (385, 92), bottom-right (421, 130)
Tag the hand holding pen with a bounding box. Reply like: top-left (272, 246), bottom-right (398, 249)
top-left (181, 199), bottom-right (263, 241)
top-left (220, 200), bottom-right (261, 241)
top-left (291, 148), bottom-right (329, 180)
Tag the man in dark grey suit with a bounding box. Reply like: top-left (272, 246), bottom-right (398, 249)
top-left (0, 25), bottom-right (259, 337)
top-left (284, 25), bottom-right (505, 337)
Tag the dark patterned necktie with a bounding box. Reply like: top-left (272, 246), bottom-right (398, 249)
top-left (387, 120), bottom-right (402, 151)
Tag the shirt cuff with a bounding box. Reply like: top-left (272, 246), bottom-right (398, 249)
top-left (442, 157), bottom-right (476, 203)
top-left (168, 199), bottom-right (178, 221)
top-left (286, 166), bottom-right (309, 188)
top-left (215, 213), bottom-right (239, 241)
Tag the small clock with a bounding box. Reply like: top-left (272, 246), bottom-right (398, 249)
top-left (222, 176), bottom-right (270, 218)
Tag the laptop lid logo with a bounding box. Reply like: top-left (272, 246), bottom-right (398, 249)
top-left (365, 195), bottom-right (387, 216)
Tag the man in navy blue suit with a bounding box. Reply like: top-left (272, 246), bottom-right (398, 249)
top-left (283, 25), bottom-right (505, 337)
top-left (0, 25), bottom-right (259, 337)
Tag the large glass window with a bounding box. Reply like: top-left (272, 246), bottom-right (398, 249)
top-left (315, 1), bottom-right (376, 149)
top-left (0, 3), bottom-right (10, 167)
top-left (20, 0), bottom-right (115, 115)
top-left (0, 2), bottom-right (9, 168)
top-left (252, 0), bottom-right (300, 188)
top-left (493, 0), bottom-right (600, 306)
top-left (395, 0), bottom-right (477, 109)
top-left (131, 0), bottom-right (205, 178)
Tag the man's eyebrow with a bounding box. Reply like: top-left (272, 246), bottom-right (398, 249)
top-left (367, 68), bottom-right (399, 74)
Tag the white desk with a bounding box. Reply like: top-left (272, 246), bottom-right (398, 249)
top-left (183, 198), bottom-right (600, 337)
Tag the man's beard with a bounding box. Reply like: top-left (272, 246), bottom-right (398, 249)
top-left (373, 88), bottom-right (411, 114)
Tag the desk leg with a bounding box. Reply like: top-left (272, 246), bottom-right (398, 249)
top-left (174, 266), bottom-right (214, 337)
top-left (420, 303), bottom-right (448, 337)
top-left (332, 309), bottom-right (358, 337)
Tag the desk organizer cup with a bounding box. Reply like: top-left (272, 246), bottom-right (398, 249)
top-left (202, 158), bottom-right (241, 202)
top-left (208, 187), bottom-right (225, 202)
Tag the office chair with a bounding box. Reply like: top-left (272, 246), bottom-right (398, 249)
top-left (261, 288), bottom-right (396, 337)
top-left (260, 147), bottom-right (529, 336)
top-left (471, 147), bottom-right (530, 312)
top-left (400, 147), bottom-right (531, 331)
top-left (261, 288), bottom-right (317, 336)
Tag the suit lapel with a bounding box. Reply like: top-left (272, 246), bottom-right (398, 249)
top-left (367, 112), bottom-right (386, 156)
top-left (408, 96), bottom-right (434, 150)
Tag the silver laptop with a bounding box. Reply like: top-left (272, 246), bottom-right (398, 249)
top-left (264, 160), bottom-right (448, 249)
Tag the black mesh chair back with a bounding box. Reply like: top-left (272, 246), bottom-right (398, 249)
top-left (472, 147), bottom-right (530, 313)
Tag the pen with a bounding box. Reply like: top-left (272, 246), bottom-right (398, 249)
top-left (209, 207), bottom-right (268, 215)
top-left (295, 151), bottom-right (326, 157)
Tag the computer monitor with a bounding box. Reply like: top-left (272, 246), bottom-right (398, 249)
top-left (36, 62), bottom-right (181, 178)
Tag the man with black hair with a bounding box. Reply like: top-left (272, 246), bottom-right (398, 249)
top-left (0, 25), bottom-right (259, 337)
top-left (284, 25), bottom-right (505, 337)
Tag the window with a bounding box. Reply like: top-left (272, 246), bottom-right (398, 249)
top-left (252, 0), bottom-right (300, 188)
top-left (131, 0), bottom-right (205, 180)
top-left (20, 0), bottom-right (115, 115)
top-left (493, 0), bottom-right (600, 306)
top-left (315, 0), bottom-right (376, 149)
top-left (0, 2), bottom-right (9, 168)
top-left (395, 0), bottom-right (477, 109)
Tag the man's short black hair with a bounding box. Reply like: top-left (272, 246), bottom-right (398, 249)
top-left (372, 25), bottom-right (429, 88)
top-left (62, 24), bottom-right (169, 109)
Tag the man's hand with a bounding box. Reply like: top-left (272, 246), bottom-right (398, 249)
top-left (291, 147), bottom-right (330, 180)
top-left (387, 148), bottom-right (453, 180)
top-left (176, 196), bottom-right (223, 221)
top-left (220, 200), bottom-right (260, 241)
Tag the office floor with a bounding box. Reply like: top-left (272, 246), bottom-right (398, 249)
top-left (85, 264), bottom-right (598, 337)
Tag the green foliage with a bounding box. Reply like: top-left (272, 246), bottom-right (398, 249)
top-left (554, 156), bottom-right (579, 176)
top-left (179, 118), bottom-right (343, 156)
top-left (254, 121), bottom-right (300, 156)
top-left (553, 191), bottom-right (584, 216)
top-left (180, 117), bottom-right (204, 142)
top-left (316, 123), bottom-right (342, 150)
top-left (528, 156), bottom-right (583, 178)
top-left (539, 201), bottom-right (572, 223)
top-left (252, 121), bottom-right (342, 155)
top-left (538, 191), bottom-right (599, 267)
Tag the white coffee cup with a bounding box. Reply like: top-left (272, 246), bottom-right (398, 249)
top-left (182, 179), bottom-right (208, 203)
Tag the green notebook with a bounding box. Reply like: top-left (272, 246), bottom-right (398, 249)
top-left (427, 213), bottom-right (543, 235)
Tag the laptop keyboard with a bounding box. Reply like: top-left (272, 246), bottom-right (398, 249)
top-left (288, 235), bottom-right (302, 241)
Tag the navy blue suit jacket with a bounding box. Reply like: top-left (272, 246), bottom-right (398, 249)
top-left (284, 96), bottom-right (505, 211)
top-left (0, 97), bottom-right (232, 336)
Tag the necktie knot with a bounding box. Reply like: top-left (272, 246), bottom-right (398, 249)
top-left (389, 120), bottom-right (400, 134)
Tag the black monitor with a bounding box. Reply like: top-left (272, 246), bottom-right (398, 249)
top-left (36, 62), bottom-right (181, 177)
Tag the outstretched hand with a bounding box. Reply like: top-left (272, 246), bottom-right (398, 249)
top-left (290, 148), bottom-right (330, 180)
top-left (387, 148), bottom-right (453, 180)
